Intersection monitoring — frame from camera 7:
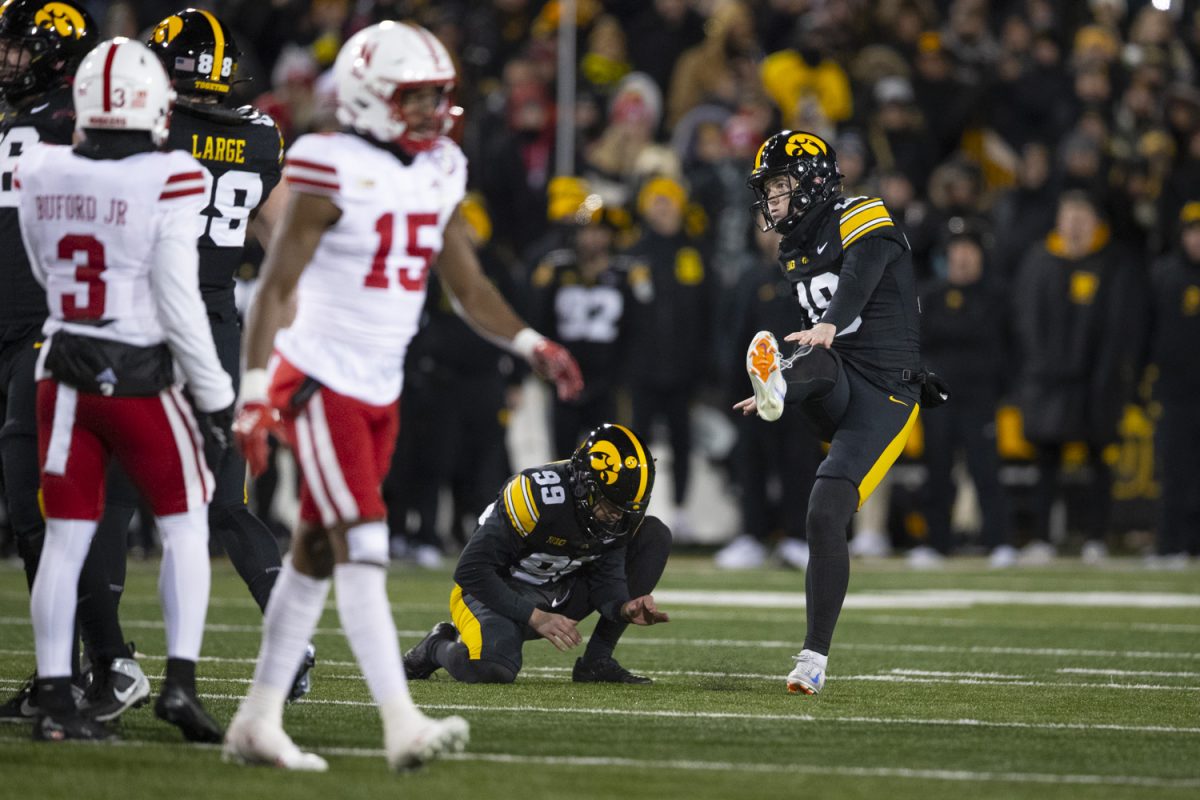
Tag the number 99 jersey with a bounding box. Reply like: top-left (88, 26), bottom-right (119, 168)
top-left (165, 103), bottom-right (283, 317)
top-left (274, 131), bottom-right (467, 406)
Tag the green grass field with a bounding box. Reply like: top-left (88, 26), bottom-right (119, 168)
top-left (2, 555), bottom-right (1198, 799)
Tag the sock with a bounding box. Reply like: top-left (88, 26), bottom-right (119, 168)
top-left (35, 676), bottom-right (76, 716)
top-left (166, 657), bottom-right (197, 692)
top-left (76, 526), bottom-right (129, 667)
top-left (240, 558), bottom-right (330, 725)
top-left (334, 563), bottom-right (421, 730)
top-left (802, 478), bottom-right (856, 656)
top-left (155, 507), bottom-right (211, 663)
top-left (31, 519), bottom-right (97, 679)
top-left (210, 505), bottom-right (282, 613)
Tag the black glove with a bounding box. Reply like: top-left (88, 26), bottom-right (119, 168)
top-left (201, 404), bottom-right (235, 473)
top-left (920, 372), bottom-right (951, 409)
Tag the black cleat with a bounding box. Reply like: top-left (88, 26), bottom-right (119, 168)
top-left (154, 683), bottom-right (223, 743)
top-left (288, 643), bottom-right (317, 703)
top-left (79, 658), bottom-right (151, 722)
top-left (402, 622), bottom-right (458, 680)
top-left (33, 712), bottom-right (117, 742)
top-left (572, 656), bottom-right (652, 684)
top-left (0, 675), bottom-right (38, 723)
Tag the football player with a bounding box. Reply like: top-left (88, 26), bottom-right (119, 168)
top-left (736, 130), bottom-right (945, 694)
top-left (402, 423), bottom-right (671, 686)
top-left (223, 21), bottom-right (584, 772)
top-left (17, 38), bottom-right (233, 741)
top-left (0, 0), bottom-right (149, 725)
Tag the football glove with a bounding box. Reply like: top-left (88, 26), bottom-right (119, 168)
top-left (234, 369), bottom-right (280, 477)
top-left (201, 404), bottom-right (235, 474)
top-left (530, 339), bottom-right (584, 402)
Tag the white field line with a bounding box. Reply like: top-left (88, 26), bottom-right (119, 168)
top-left (655, 589), bottom-right (1200, 609)
top-left (0, 736), bottom-right (1194, 790)
top-left (1058, 668), bottom-right (1200, 678)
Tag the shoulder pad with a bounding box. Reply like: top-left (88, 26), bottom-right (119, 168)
top-left (839, 197), bottom-right (895, 250)
top-left (501, 473), bottom-right (541, 537)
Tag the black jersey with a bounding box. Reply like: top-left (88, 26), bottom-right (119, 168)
top-left (529, 249), bottom-right (631, 398)
top-left (453, 460), bottom-right (631, 625)
top-left (166, 104), bottom-right (283, 316)
top-left (777, 195), bottom-right (922, 397)
top-left (0, 87), bottom-right (74, 340)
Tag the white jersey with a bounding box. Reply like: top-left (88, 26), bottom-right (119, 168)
top-left (16, 143), bottom-right (233, 412)
top-left (274, 132), bottom-right (467, 405)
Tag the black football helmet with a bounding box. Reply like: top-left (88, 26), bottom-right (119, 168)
top-left (568, 424), bottom-right (655, 542)
top-left (146, 8), bottom-right (241, 106)
top-left (746, 130), bottom-right (843, 234)
top-left (0, 0), bottom-right (96, 103)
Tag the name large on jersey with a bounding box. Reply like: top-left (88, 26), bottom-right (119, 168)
top-left (165, 105), bottom-right (283, 302)
top-left (274, 132), bottom-right (467, 406)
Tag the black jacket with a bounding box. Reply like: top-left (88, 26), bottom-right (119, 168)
top-left (1147, 249), bottom-right (1200, 402)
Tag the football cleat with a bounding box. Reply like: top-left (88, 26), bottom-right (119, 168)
top-left (786, 649), bottom-right (827, 695)
top-left (223, 715), bottom-right (328, 771)
top-left (1, 675), bottom-right (85, 723)
top-left (386, 713), bottom-right (470, 771)
top-left (155, 683), bottom-right (223, 743)
top-left (33, 712), bottom-right (116, 742)
top-left (402, 622), bottom-right (459, 680)
top-left (288, 643), bottom-right (317, 703)
top-left (572, 656), bottom-right (652, 685)
top-left (79, 657), bottom-right (151, 722)
top-left (747, 331), bottom-right (787, 421)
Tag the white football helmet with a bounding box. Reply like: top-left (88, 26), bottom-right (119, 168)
top-left (74, 38), bottom-right (174, 146)
top-left (333, 20), bottom-right (457, 153)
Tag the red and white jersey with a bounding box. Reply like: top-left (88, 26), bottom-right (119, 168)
top-left (274, 132), bottom-right (467, 405)
top-left (17, 143), bottom-right (234, 412)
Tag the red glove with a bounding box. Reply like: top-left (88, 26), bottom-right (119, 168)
top-left (233, 401), bottom-right (280, 478)
top-left (531, 338), bottom-right (584, 402)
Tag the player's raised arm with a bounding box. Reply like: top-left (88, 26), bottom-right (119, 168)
top-left (437, 206), bottom-right (584, 401)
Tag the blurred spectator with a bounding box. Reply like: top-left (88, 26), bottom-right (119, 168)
top-left (623, 177), bottom-right (712, 531)
top-left (1012, 191), bottom-right (1148, 562)
top-left (584, 72), bottom-right (665, 206)
top-left (579, 13), bottom-right (631, 97)
top-left (991, 140), bottom-right (1057, 282)
top-left (715, 227), bottom-right (821, 570)
top-left (623, 0), bottom-right (705, 101)
top-left (666, 0), bottom-right (760, 128)
top-left (1146, 201), bottom-right (1200, 563)
top-left (940, 0), bottom-right (1000, 85)
top-left (911, 31), bottom-right (977, 160)
top-left (252, 44), bottom-right (319, 145)
top-left (760, 19), bottom-right (854, 130)
top-left (865, 75), bottom-right (938, 195)
top-left (529, 200), bottom-right (633, 457)
top-left (918, 231), bottom-right (1014, 567)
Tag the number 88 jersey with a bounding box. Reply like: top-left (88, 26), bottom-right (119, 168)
top-left (274, 131), bottom-right (467, 406)
top-left (164, 104), bottom-right (283, 316)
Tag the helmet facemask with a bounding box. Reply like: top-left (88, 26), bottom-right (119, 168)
top-left (748, 162), bottom-right (840, 234)
top-left (384, 80), bottom-right (457, 154)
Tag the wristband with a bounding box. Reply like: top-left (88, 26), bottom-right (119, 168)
top-left (511, 327), bottom-right (546, 360)
top-left (239, 367), bottom-right (269, 405)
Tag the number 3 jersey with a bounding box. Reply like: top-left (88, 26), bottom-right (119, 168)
top-left (453, 460), bottom-right (632, 625)
top-left (15, 144), bottom-right (233, 411)
top-left (165, 104), bottom-right (283, 319)
top-left (777, 195), bottom-right (922, 397)
top-left (274, 132), bottom-right (467, 405)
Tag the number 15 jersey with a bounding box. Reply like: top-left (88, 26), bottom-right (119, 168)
top-left (275, 132), bottom-right (467, 405)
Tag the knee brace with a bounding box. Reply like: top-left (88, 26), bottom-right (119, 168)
top-left (346, 520), bottom-right (389, 566)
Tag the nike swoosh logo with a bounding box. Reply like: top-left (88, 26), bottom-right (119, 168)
top-left (113, 682), bottom-right (139, 703)
top-left (30, 103), bottom-right (49, 114)
top-left (816, 242), bottom-right (828, 254)
top-left (812, 671), bottom-right (822, 684)
top-left (550, 591), bottom-right (571, 609)
top-left (20, 698), bottom-right (36, 717)
top-left (888, 395), bottom-right (909, 407)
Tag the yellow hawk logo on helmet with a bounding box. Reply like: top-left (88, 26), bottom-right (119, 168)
top-left (785, 133), bottom-right (829, 157)
top-left (33, 2), bottom-right (86, 38)
top-left (152, 15), bottom-right (184, 44)
top-left (588, 440), bottom-right (623, 485)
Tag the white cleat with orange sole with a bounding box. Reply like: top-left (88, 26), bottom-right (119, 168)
top-left (747, 330), bottom-right (787, 422)
top-left (786, 650), bottom-right (827, 695)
